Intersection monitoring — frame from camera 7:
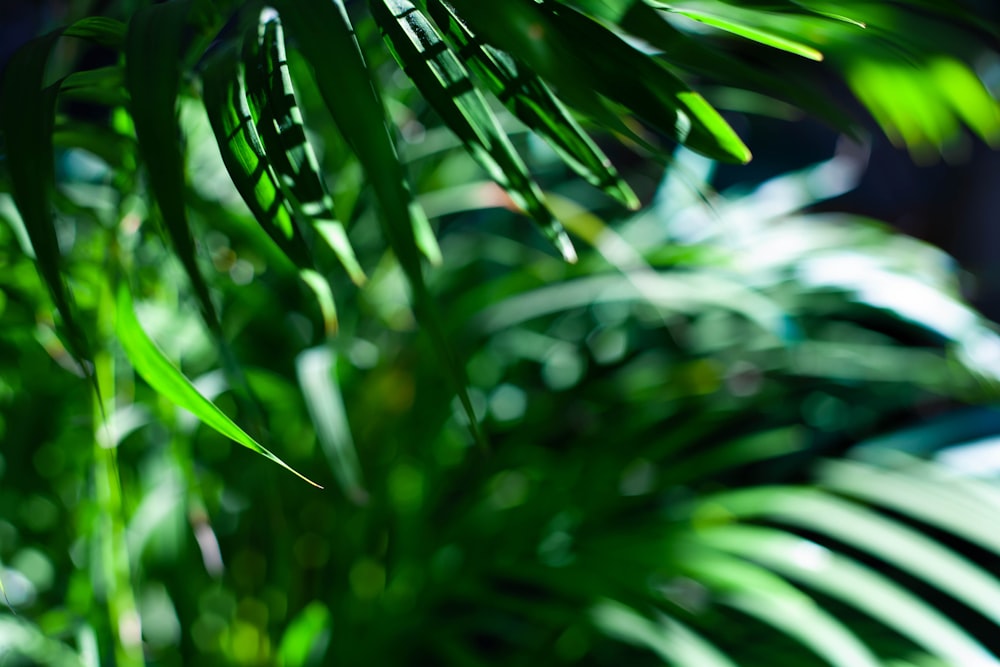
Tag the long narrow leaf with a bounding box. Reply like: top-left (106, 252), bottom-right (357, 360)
top-left (708, 487), bottom-right (1000, 626)
top-left (373, 0), bottom-right (576, 262)
top-left (652, 2), bottom-right (824, 61)
top-left (201, 46), bottom-right (341, 334)
top-left (592, 600), bottom-right (739, 667)
top-left (542, 1), bottom-right (752, 164)
top-left (274, 0), bottom-right (487, 449)
top-left (681, 549), bottom-right (882, 667)
top-left (124, 0), bottom-right (220, 332)
top-left (248, 12), bottom-right (367, 285)
top-left (1, 29), bottom-right (95, 380)
top-left (446, 0), bottom-right (750, 163)
top-left (819, 455), bottom-right (1000, 556)
top-left (425, 0), bottom-right (639, 210)
top-left (696, 525), bottom-right (1000, 667)
top-left (296, 346), bottom-right (367, 504)
top-left (62, 16), bottom-right (127, 48)
top-left (201, 46), bottom-right (306, 263)
top-left (116, 285), bottom-right (321, 488)
top-left (272, 0), bottom-right (442, 267)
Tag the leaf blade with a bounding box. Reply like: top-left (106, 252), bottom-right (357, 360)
top-left (124, 0), bottom-right (220, 331)
top-left (373, 0), bottom-right (576, 261)
top-left (116, 285), bottom-right (321, 488)
top-left (0, 29), bottom-right (96, 380)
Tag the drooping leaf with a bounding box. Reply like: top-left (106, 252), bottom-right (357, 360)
top-left (650, 1), bottom-right (825, 61)
top-left (62, 16), bottom-right (127, 48)
top-left (708, 487), bottom-right (1000, 627)
top-left (0, 29), bottom-right (95, 380)
top-left (617, 3), bottom-right (857, 133)
top-left (592, 600), bottom-right (739, 667)
top-left (274, 0), bottom-right (487, 449)
top-left (542, 1), bottom-right (752, 164)
top-left (681, 548), bottom-right (883, 667)
top-left (425, 0), bottom-right (639, 210)
top-left (819, 454), bottom-right (1000, 556)
top-left (115, 284), bottom-right (321, 488)
top-left (202, 45), bottom-right (342, 335)
top-left (373, 0), bottom-right (576, 262)
top-left (272, 0), bottom-right (441, 267)
top-left (246, 10), bottom-right (367, 285)
top-left (446, 0), bottom-right (751, 163)
top-left (201, 45), bottom-right (306, 263)
top-left (58, 66), bottom-right (128, 106)
top-left (124, 0), bottom-right (220, 332)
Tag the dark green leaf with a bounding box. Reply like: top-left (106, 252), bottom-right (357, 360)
top-left (124, 0), bottom-right (220, 332)
top-left (447, 0), bottom-right (751, 163)
top-left (0, 29), bottom-right (95, 380)
top-left (63, 16), bottom-right (127, 49)
top-left (274, 0), bottom-right (487, 449)
top-left (373, 0), bottom-right (576, 261)
top-left (201, 45), bottom-right (309, 265)
top-left (59, 66), bottom-right (128, 106)
top-left (426, 0), bottom-right (639, 209)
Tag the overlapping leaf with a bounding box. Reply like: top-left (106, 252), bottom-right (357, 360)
top-left (694, 524), bottom-right (1000, 666)
top-left (424, 0), bottom-right (639, 209)
top-left (373, 0), bottom-right (577, 261)
top-left (245, 11), bottom-right (367, 285)
top-left (201, 45), bottom-right (342, 334)
top-left (273, 0), bottom-right (486, 448)
top-left (446, 0), bottom-right (751, 163)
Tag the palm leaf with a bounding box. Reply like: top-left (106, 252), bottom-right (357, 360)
top-left (372, 0), bottom-right (577, 262)
top-left (1, 29), bottom-right (95, 381)
top-left (115, 284), bottom-right (321, 488)
top-left (124, 0), bottom-right (220, 332)
top-left (247, 10), bottom-right (367, 285)
top-left (424, 0), bottom-right (639, 209)
top-left (273, 0), bottom-right (486, 449)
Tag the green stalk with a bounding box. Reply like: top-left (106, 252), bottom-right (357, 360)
top-left (93, 260), bottom-right (143, 667)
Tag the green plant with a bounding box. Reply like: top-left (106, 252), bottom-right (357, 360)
top-left (2, 0), bottom-right (1000, 665)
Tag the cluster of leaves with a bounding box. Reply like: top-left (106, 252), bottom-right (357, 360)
top-left (3, 0), bottom-right (1000, 665)
top-left (3, 0), bottom-right (998, 472)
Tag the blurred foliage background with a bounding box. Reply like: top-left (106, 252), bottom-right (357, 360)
top-left (4, 0), bottom-right (1000, 665)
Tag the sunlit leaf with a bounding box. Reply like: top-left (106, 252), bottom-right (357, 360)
top-left (707, 487), bottom-right (1000, 626)
top-left (278, 602), bottom-right (332, 667)
top-left (247, 11), bottom-right (367, 284)
top-left (115, 284), bottom-right (321, 488)
top-left (373, 0), bottom-right (576, 261)
top-left (651, 2), bottom-right (825, 61)
top-left (448, 0), bottom-right (751, 163)
top-left (274, 0), bottom-right (487, 449)
top-left (681, 548), bottom-right (883, 667)
top-left (592, 599), bottom-right (739, 667)
top-left (426, 0), bottom-right (639, 209)
top-left (696, 524), bottom-right (1000, 667)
